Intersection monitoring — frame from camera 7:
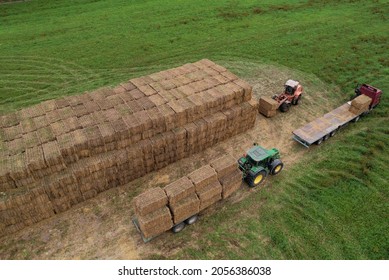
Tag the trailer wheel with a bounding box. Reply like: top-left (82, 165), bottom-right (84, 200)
top-left (330, 130), bottom-right (337, 137)
top-left (270, 159), bottom-right (284, 175)
top-left (353, 116), bottom-right (360, 122)
top-left (172, 222), bottom-right (186, 233)
top-left (280, 102), bottom-right (290, 112)
top-left (323, 134), bottom-right (330, 141)
top-left (316, 138), bottom-right (324, 145)
top-left (185, 215), bottom-right (198, 225)
top-left (246, 170), bottom-right (267, 187)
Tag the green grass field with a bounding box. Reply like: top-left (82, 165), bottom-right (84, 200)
top-left (1, 0), bottom-right (388, 259)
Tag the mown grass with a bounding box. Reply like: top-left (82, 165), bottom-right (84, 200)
top-left (0, 0), bottom-right (388, 259)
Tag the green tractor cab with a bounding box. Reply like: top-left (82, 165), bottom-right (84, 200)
top-left (238, 144), bottom-right (284, 187)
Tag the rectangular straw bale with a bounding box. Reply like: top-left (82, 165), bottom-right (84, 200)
top-left (57, 107), bottom-right (75, 120)
top-left (134, 110), bottom-right (153, 132)
top-left (111, 118), bottom-right (130, 141)
top-left (33, 115), bottom-right (49, 130)
top-left (83, 125), bottom-right (104, 149)
top-left (78, 114), bottom-right (95, 128)
top-left (2, 125), bottom-right (22, 141)
top-left (114, 103), bottom-right (132, 117)
top-left (222, 180), bottom-right (241, 199)
top-left (167, 100), bottom-right (186, 126)
top-left (40, 99), bottom-right (57, 113)
top-left (199, 192), bottom-right (222, 211)
top-left (259, 96), bottom-right (279, 111)
top-left (172, 127), bottom-right (186, 141)
top-left (134, 187), bottom-right (168, 216)
top-left (6, 137), bottom-right (25, 155)
top-left (136, 97), bottom-right (155, 110)
top-left (42, 140), bottom-right (64, 167)
top-left (219, 169), bottom-right (242, 187)
top-left (57, 132), bottom-right (77, 163)
top-left (106, 94), bottom-right (124, 107)
top-left (8, 153), bottom-right (29, 182)
top-left (259, 105), bottom-right (277, 118)
top-left (169, 193), bottom-right (200, 224)
top-left (351, 94), bottom-right (371, 109)
top-left (102, 108), bottom-right (121, 122)
top-left (164, 177), bottom-right (195, 205)
top-left (25, 146), bottom-right (47, 171)
top-left (234, 79), bottom-right (253, 99)
top-left (148, 94), bottom-right (167, 107)
top-left (210, 154), bottom-right (237, 178)
top-left (158, 104), bottom-right (175, 131)
top-left (113, 85), bottom-right (127, 94)
top-left (120, 82), bottom-right (137, 91)
top-left (188, 165), bottom-right (218, 192)
top-left (83, 101), bottom-right (100, 114)
top-left (22, 131), bottom-right (40, 149)
top-left (70, 129), bottom-right (89, 153)
top-left (20, 118), bottom-right (36, 134)
top-left (98, 122), bottom-right (115, 144)
top-left (126, 100), bottom-right (142, 113)
top-left (138, 206), bottom-right (173, 239)
top-left (55, 98), bottom-right (70, 109)
top-left (196, 180), bottom-right (222, 201)
top-left (138, 85), bottom-right (157, 97)
top-left (128, 89), bottom-right (145, 100)
top-left (72, 104), bottom-right (88, 117)
top-left (1, 112), bottom-right (20, 129)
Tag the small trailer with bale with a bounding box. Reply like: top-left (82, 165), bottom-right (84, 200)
top-left (258, 79), bottom-right (303, 117)
top-left (292, 84), bottom-right (382, 147)
top-left (132, 154), bottom-right (241, 242)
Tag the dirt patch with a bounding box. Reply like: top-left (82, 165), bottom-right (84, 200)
top-left (0, 61), bottom-right (340, 260)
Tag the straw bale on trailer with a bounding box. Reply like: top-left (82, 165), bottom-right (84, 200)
top-left (169, 193), bottom-right (200, 224)
top-left (219, 169), bottom-right (242, 199)
top-left (188, 165), bottom-right (218, 192)
top-left (134, 187), bottom-right (168, 216)
top-left (164, 177), bottom-right (195, 205)
top-left (350, 95), bottom-right (371, 115)
top-left (210, 154), bottom-right (237, 178)
top-left (138, 206), bottom-right (173, 239)
top-left (196, 180), bottom-right (222, 211)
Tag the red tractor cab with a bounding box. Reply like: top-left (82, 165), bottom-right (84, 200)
top-left (354, 83), bottom-right (382, 109)
top-left (272, 79), bottom-right (303, 112)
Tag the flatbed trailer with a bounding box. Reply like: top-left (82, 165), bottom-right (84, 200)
top-left (293, 84), bottom-right (382, 147)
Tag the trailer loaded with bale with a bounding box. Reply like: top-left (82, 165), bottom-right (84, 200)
top-left (132, 154), bottom-right (242, 241)
top-left (292, 84), bottom-right (382, 147)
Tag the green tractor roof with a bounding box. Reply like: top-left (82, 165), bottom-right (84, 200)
top-left (247, 145), bottom-right (278, 162)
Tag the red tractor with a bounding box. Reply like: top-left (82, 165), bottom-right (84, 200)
top-left (272, 80), bottom-right (303, 112)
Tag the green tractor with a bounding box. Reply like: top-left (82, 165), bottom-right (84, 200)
top-left (238, 144), bottom-right (284, 187)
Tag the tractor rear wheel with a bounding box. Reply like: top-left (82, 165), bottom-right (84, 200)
top-left (246, 170), bottom-right (267, 187)
top-left (270, 159), bottom-right (284, 175)
top-left (280, 102), bottom-right (290, 112)
top-left (172, 222), bottom-right (186, 233)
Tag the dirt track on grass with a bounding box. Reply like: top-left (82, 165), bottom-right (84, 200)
top-left (0, 61), bottom-right (341, 260)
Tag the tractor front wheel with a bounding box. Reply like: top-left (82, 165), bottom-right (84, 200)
top-left (246, 170), bottom-right (267, 187)
top-left (270, 159), bottom-right (284, 175)
top-left (280, 102), bottom-right (290, 112)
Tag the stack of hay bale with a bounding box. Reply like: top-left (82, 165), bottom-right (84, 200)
top-left (134, 187), bottom-right (173, 239)
top-left (349, 95), bottom-right (371, 115)
top-left (164, 177), bottom-right (199, 226)
top-left (133, 154), bottom-right (242, 240)
top-left (0, 59), bottom-right (256, 237)
top-left (258, 96), bottom-right (278, 118)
